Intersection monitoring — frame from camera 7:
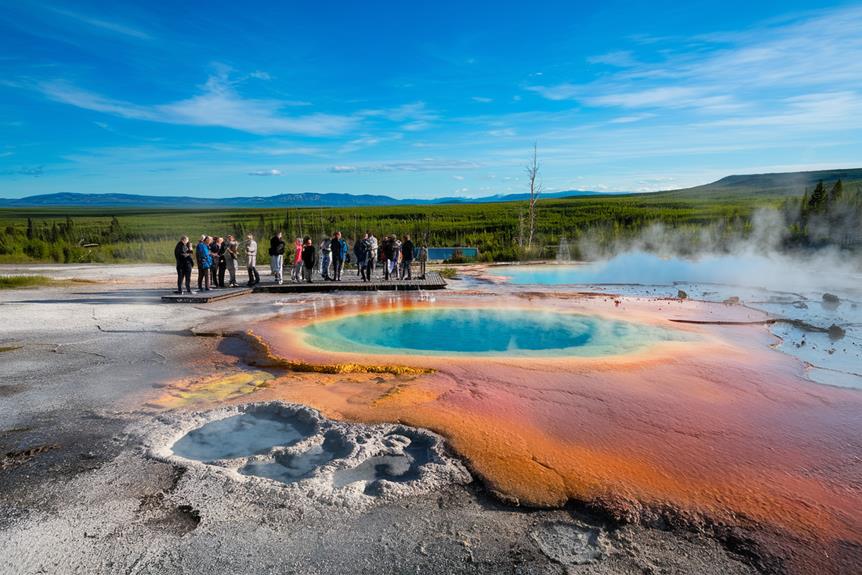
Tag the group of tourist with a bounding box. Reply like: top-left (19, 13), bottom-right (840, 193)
top-left (173, 231), bottom-right (426, 294)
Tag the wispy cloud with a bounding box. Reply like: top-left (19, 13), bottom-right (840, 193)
top-left (609, 113), bottom-right (655, 124)
top-left (699, 91), bottom-right (862, 129)
top-left (49, 7), bottom-right (153, 40)
top-left (471, 96), bottom-right (493, 103)
top-left (528, 4), bottom-right (862, 123)
top-left (329, 159), bottom-right (480, 173)
top-left (0, 165), bottom-right (44, 177)
top-left (587, 50), bottom-right (637, 67)
top-left (248, 169), bottom-right (282, 176)
top-left (37, 73), bottom-right (360, 137)
top-left (360, 101), bottom-right (438, 131)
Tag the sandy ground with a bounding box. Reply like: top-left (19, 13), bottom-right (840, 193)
top-left (0, 263), bottom-right (787, 574)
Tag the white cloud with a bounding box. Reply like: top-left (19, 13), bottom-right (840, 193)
top-left (329, 159), bottom-right (480, 173)
top-left (38, 74), bottom-right (359, 137)
top-left (587, 50), bottom-right (636, 67)
top-left (699, 91), bottom-right (862, 129)
top-left (526, 4), bottom-right (862, 123)
top-left (49, 7), bottom-right (153, 40)
top-left (452, 175), bottom-right (464, 180)
top-left (248, 169), bottom-right (282, 176)
top-left (609, 113), bottom-right (655, 124)
top-left (526, 83), bottom-right (580, 101)
top-left (472, 96), bottom-right (493, 103)
top-left (1, 165), bottom-right (43, 177)
top-left (586, 86), bottom-right (708, 108)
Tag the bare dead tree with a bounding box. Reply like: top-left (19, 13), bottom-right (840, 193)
top-left (526, 143), bottom-right (542, 250)
top-left (517, 209), bottom-right (525, 251)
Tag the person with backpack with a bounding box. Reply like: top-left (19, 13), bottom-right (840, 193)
top-left (319, 235), bottom-right (332, 280)
top-left (174, 235), bottom-right (194, 294)
top-left (331, 231), bottom-right (347, 281)
top-left (301, 236), bottom-right (316, 283)
top-left (269, 231), bottom-right (285, 284)
top-left (400, 234), bottom-right (415, 280)
top-left (245, 233), bottom-right (260, 286)
top-left (291, 237), bottom-right (303, 282)
top-left (196, 235), bottom-right (213, 291)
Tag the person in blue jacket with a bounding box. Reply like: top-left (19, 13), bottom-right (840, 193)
top-left (196, 235), bottom-right (213, 291)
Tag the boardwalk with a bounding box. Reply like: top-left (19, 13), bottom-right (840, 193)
top-left (161, 271), bottom-right (446, 303)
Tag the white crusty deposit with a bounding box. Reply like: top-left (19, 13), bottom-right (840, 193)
top-left (138, 401), bottom-right (472, 510)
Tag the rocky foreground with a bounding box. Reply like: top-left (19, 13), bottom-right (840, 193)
top-left (0, 264), bottom-right (822, 574)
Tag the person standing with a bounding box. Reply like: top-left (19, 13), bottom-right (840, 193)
top-left (400, 234), bottom-right (415, 280)
top-left (245, 233), bottom-right (260, 286)
top-left (269, 231), bottom-right (285, 284)
top-left (331, 231), bottom-right (346, 281)
top-left (418, 243), bottom-right (428, 279)
top-left (301, 236), bottom-right (316, 283)
top-left (209, 236), bottom-right (222, 288)
top-left (354, 234), bottom-right (368, 281)
top-left (174, 235), bottom-right (194, 294)
top-left (381, 235), bottom-right (395, 281)
top-left (196, 235), bottom-right (212, 291)
top-left (390, 235), bottom-right (401, 279)
top-left (291, 237), bottom-right (303, 283)
top-left (319, 236), bottom-right (332, 280)
top-left (216, 237), bottom-right (227, 287)
top-left (224, 234), bottom-right (239, 287)
top-left (364, 231), bottom-right (378, 282)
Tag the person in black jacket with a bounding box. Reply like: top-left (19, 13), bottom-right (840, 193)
top-left (269, 231), bottom-right (285, 284)
top-left (330, 231), bottom-right (346, 281)
top-left (381, 235), bottom-right (395, 280)
top-left (354, 235), bottom-right (367, 280)
top-left (215, 237), bottom-right (227, 287)
top-left (301, 236), bottom-right (316, 283)
top-left (400, 235), bottom-right (415, 280)
top-left (173, 236), bottom-right (194, 294)
top-left (209, 236), bottom-right (223, 289)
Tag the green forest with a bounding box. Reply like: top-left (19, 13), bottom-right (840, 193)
top-left (0, 180), bottom-right (859, 265)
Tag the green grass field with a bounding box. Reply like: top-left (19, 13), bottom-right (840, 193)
top-left (1, 172), bottom-right (859, 265)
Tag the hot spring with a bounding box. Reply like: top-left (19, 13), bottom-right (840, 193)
top-left (298, 308), bottom-right (692, 357)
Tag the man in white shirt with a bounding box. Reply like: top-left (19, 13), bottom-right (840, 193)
top-left (245, 233), bottom-right (260, 286)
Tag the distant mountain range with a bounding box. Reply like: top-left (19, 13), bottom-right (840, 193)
top-left (0, 189), bottom-right (608, 208)
top-left (1, 168), bottom-right (859, 208)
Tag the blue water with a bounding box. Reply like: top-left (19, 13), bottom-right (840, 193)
top-left (239, 433), bottom-right (350, 484)
top-left (172, 412), bottom-right (314, 461)
top-left (496, 252), bottom-right (797, 287)
top-left (301, 308), bottom-right (690, 357)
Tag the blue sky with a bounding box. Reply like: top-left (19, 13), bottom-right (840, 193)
top-left (1, 0), bottom-right (861, 199)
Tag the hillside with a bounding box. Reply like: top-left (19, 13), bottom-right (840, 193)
top-left (657, 168), bottom-right (862, 200)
